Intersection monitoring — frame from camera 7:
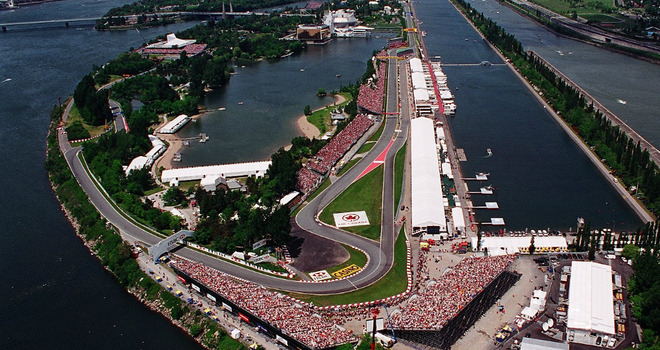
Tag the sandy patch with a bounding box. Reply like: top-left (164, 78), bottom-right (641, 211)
top-left (296, 94), bottom-right (348, 139)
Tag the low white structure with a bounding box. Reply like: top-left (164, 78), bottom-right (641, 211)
top-left (520, 337), bottom-right (569, 350)
top-left (409, 58), bottom-right (424, 73)
top-left (125, 135), bottom-right (166, 175)
top-left (413, 88), bottom-right (430, 102)
top-left (200, 174), bottom-right (225, 192)
top-left (161, 161), bottom-right (271, 187)
top-left (567, 261), bottom-right (615, 345)
top-left (159, 114), bottom-right (191, 134)
top-left (451, 207), bottom-right (465, 234)
top-left (471, 236), bottom-right (568, 256)
top-left (411, 117), bottom-right (446, 234)
top-left (147, 33), bottom-right (196, 49)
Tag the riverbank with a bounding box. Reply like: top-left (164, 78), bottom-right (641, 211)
top-left (296, 93), bottom-right (348, 139)
top-left (448, 0), bottom-right (654, 224)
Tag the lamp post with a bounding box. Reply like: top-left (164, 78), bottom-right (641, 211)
top-left (370, 307), bottom-right (380, 350)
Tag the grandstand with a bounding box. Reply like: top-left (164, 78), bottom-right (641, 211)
top-left (170, 257), bottom-right (356, 350)
top-left (387, 255), bottom-right (521, 349)
top-left (296, 114), bottom-right (374, 194)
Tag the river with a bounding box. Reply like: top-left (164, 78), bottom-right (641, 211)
top-left (414, 0), bottom-right (641, 230)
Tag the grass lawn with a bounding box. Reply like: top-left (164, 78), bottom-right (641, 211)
top-left (368, 122), bottom-right (385, 142)
top-left (326, 244), bottom-right (368, 276)
top-left (337, 157), bottom-right (362, 177)
top-left (357, 141), bottom-right (376, 154)
top-left (144, 187), bottom-right (164, 196)
top-left (177, 180), bottom-right (199, 191)
top-left (289, 228), bottom-right (408, 306)
top-left (531, 0), bottom-right (615, 16)
top-left (394, 143), bottom-right (407, 207)
top-left (306, 178), bottom-right (331, 202)
top-left (307, 92), bottom-right (353, 135)
top-left (66, 104), bottom-right (107, 137)
top-left (319, 165), bottom-right (383, 240)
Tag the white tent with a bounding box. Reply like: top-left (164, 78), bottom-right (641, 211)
top-left (413, 88), bottom-right (430, 102)
top-left (567, 262), bottom-right (615, 336)
top-left (162, 160), bottom-right (271, 185)
top-left (159, 114), bottom-right (191, 134)
top-left (521, 306), bottom-right (537, 320)
top-left (411, 117), bottom-right (446, 232)
top-left (411, 72), bottom-right (427, 90)
top-left (451, 207), bottom-right (465, 233)
top-left (409, 58), bottom-right (424, 73)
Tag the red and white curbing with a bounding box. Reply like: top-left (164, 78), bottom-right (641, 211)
top-left (283, 239), bottom-right (413, 311)
top-left (68, 132), bottom-right (105, 144)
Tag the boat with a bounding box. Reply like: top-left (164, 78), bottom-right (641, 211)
top-left (617, 99), bottom-right (627, 105)
top-left (487, 148), bottom-right (492, 156)
top-left (336, 74), bottom-right (341, 78)
top-left (300, 68), bottom-right (305, 72)
top-left (238, 101), bottom-right (244, 105)
top-left (182, 140), bottom-right (189, 146)
top-left (199, 133), bottom-right (209, 143)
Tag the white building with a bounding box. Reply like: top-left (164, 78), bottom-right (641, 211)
top-left (161, 161), bottom-right (271, 187)
top-left (147, 33), bottom-right (196, 49)
top-left (158, 114), bottom-right (191, 134)
top-left (520, 338), bottom-right (569, 350)
top-left (125, 135), bottom-right (166, 175)
top-left (567, 261), bottom-right (615, 345)
top-left (411, 117), bottom-right (446, 234)
top-left (322, 9), bottom-right (358, 33)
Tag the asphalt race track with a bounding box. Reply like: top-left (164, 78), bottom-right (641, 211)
top-left (59, 48), bottom-right (411, 294)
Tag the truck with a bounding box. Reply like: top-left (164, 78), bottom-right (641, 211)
top-left (375, 333), bottom-right (395, 348)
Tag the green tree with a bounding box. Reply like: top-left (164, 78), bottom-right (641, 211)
top-left (622, 244), bottom-right (641, 260)
top-left (304, 104), bottom-right (312, 116)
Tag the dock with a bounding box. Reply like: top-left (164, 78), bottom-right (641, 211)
top-left (463, 173), bottom-right (489, 181)
top-left (456, 148), bottom-right (467, 161)
top-left (468, 202), bottom-right (499, 209)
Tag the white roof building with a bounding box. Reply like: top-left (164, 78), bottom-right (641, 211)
top-left (567, 262), bottom-right (615, 343)
top-left (125, 135), bottom-right (167, 175)
top-left (471, 236), bottom-right (568, 256)
top-left (411, 117), bottom-right (446, 233)
top-left (520, 338), bottom-right (569, 350)
top-left (411, 72), bottom-right (427, 90)
top-left (147, 33), bottom-right (196, 49)
top-left (159, 114), bottom-right (191, 134)
top-left (409, 58), bottom-right (424, 73)
top-left (161, 161), bottom-right (271, 186)
top-left (451, 207), bottom-right (465, 233)
top-left (413, 88), bottom-right (429, 102)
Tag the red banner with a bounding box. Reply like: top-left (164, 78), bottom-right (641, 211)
top-left (239, 313), bottom-right (249, 323)
top-left (177, 275), bottom-right (186, 283)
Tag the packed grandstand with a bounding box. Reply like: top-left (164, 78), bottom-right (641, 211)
top-left (357, 51), bottom-right (387, 115)
top-left (391, 254), bottom-right (518, 330)
top-left (170, 257), bottom-right (356, 349)
top-left (296, 114), bottom-right (374, 193)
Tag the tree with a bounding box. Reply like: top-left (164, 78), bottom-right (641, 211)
top-left (163, 186), bottom-right (186, 206)
top-left (622, 244), bottom-right (641, 260)
top-left (304, 104), bottom-right (312, 116)
top-left (317, 88), bottom-right (327, 97)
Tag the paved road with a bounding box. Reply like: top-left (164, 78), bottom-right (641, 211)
top-left (59, 46), bottom-right (413, 294)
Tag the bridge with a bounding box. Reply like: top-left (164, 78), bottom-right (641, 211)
top-left (0, 10), bottom-right (313, 30)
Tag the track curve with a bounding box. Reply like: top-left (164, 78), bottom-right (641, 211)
top-left (58, 49), bottom-right (410, 294)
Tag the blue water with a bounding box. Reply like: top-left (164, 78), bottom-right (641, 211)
top-left (415, 0), bottom-right (641, 230)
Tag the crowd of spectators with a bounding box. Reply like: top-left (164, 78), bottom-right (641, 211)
top-left (296, 114), bottom-right (374, 193)
top-left (391, 254), bottom-right (517, 330)
top-left (296, 167), bottom-right (322, 194)
top-left (170, 257), bottom-right (356, 349)
top-left (357, 54), bottom-right (387, 115)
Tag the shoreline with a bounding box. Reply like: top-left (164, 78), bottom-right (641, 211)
top-left (296, 93), bottom-right (348, 139)
top-left (448, 0), bottom-right (654, 223)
